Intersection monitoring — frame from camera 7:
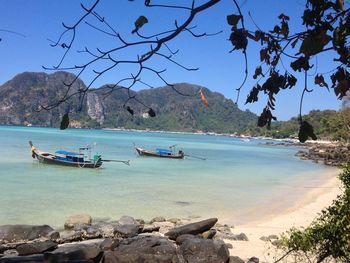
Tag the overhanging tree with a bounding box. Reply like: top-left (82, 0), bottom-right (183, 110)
top-left (41, 0), bottom-right (349, 139)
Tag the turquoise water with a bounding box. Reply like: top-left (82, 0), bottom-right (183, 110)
top-left (0, 125), bottom-right (334, 228)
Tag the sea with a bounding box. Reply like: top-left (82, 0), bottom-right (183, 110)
top-left (0, 125), bottom-right (336, 228)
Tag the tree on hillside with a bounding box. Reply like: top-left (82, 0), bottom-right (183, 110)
top-left (42, 0), bottom-right (349, 139)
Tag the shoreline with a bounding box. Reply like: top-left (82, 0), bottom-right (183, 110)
top-left (226, 167), bottom-right (341, 261)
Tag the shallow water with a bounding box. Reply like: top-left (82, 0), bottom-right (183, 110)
top-left (0, 125), bottom-right (334, 227)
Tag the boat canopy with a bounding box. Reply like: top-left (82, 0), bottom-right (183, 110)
top-left (55, 150), bottom-right (84, 157)
top-left (156, 148), bottom-right (172, 155)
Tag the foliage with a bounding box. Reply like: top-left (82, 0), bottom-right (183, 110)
top-left (234, 0), bottom-right (350, 141)
top-left (281, 165), bottom-right (350, 262)
top-left (245, 109), bottom-right (350, 142)
top-left (42, 1), bottom-right (349, 142)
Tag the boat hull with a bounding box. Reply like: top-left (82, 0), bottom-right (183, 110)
top-left (33, 151), bottom-right (102, 168)
top-left (135, 147), bottom-right (184, 159)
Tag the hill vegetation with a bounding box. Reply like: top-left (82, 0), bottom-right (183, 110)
top-left (0, 72), bottom-right (257, 133)
top-left (1, 71), bottom-right (349, 141)
top-left (246, 109), bottom-right (350, 142)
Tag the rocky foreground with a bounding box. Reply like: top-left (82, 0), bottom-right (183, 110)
top-left (0, 215), bottom-right (263, 263)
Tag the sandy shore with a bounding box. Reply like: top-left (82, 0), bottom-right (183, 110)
top-left (225, 167), bottom-right (341, 262)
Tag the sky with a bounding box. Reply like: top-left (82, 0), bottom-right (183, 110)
top-left (0, 0), bottom-right (344, 120)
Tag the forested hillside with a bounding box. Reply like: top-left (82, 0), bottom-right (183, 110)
top-left (0, 72), bottom-right (257, 133)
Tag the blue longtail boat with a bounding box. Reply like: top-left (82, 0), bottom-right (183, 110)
top-left (134, 145), bottom-right (184, 159)
top-left (29, 141), bottom-right (103, 168)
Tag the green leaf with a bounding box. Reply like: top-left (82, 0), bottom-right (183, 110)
top-left (60, 113), bottom-right (69, 130)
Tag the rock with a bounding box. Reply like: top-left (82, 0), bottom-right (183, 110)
top-left (47, 230), bottom-right (60, 240)
top-left (152, 221), bottom-right (175, 234)
top-left (149, 216), bottom-right (166, 224)
top-left (259, 236), bottom-right (269, 242)
top-left (216, 240), bottom-right (230, 262)
top-left (0, 254), bottom-right (44, 262)
top-left (165, 218), bottom-right (218, 240)
top-left (267, 234), bottom-right (278, 240)
top-left (16, 240), bottom-right (57, 256)
top-left (202, 229), bottom-right (217, 239)
top-left (179, 238), bottom-right (229, 263)
top-left (231, 233), bottom-right (248, 241)
top-left (247, 256), bottom-right (259, 263)
top-left (167, 218), bottom-right (181, 225)
top-left (271, 239), bottom-right (283, 247)
top-left (294, 142), bottom-right (350, 167)
top-left (225, 243), bottom-right (233, 249)
top-left (214, 225), bottom-right (236, 240)
top-left (0, 245), bottom-right (7, 254)
top-left (229, 256), bottom-right (245, 263)
top-left (99, 224), bottom-right (115, 238)
top-left (140, 225), bottom-right (160, 233)
top-left (114, 224), bottom-right (140, 238)
top-left (176, 234), bottom-right (199, 245)
top-left (64, 214), bottom-right (92, 230)
top-left (260, 234), bottom-right (279, 242)
top-left (104, 236), bottom-right (178, 262)
top-left (117, 215), bottom-right (138, 225)
top-left (83, 226), bottom-right (102, 239)
top-left (135, 218), bottom-right (145, 225)
top-left (3, 249), bottom-right (18, 257)
top-left (44, 242), bottom-right (103, 262)
top-left (0, 225), bottom-right (55, 242)
top-left (99, 238), bottom-right (119, 251)
top-left (58, 230), bottom-right (83, 243)
top-left (113, 216), bottom-right (142, 238)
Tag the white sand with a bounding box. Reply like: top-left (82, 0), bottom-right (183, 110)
top-left (225, 168), bottom-right (341, 262)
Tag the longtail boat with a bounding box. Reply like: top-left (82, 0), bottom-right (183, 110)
top-left (29, 141), bottom-right (103, 168)
top-left (134, 145), bottom-right (185, 159)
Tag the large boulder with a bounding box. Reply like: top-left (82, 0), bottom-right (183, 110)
top-left (0, 254), bottom-right (44, 262)
top-left (64, 214), bottom-right (92, 230)
top-left (114, 216), bottom-right (142, 238)
top-left (103, 236), bottom-right (178, 262)
top-left (179, 238), bottom-right (229, 263)
top-left (43, 241), bottom-right (103, 262)
top-left (0, 225), bottom-right (55, 243)
top-left (114, 224), bottom-right (140, 238)
top-left (165, 218), bottom-right (218, 240)
top-left (16, 240), bottom-right (57, 256)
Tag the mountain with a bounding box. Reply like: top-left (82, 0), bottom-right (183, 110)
top-left (0, 72), bottom-right (257, 133)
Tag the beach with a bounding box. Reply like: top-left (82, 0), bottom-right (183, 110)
top-left (0, 126), bottom-right (346, 262)
top-left (225, 168), bottom-right (341, 262)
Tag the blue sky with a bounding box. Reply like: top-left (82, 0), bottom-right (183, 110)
top-left (0, 0), bottom-right (344, 120)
